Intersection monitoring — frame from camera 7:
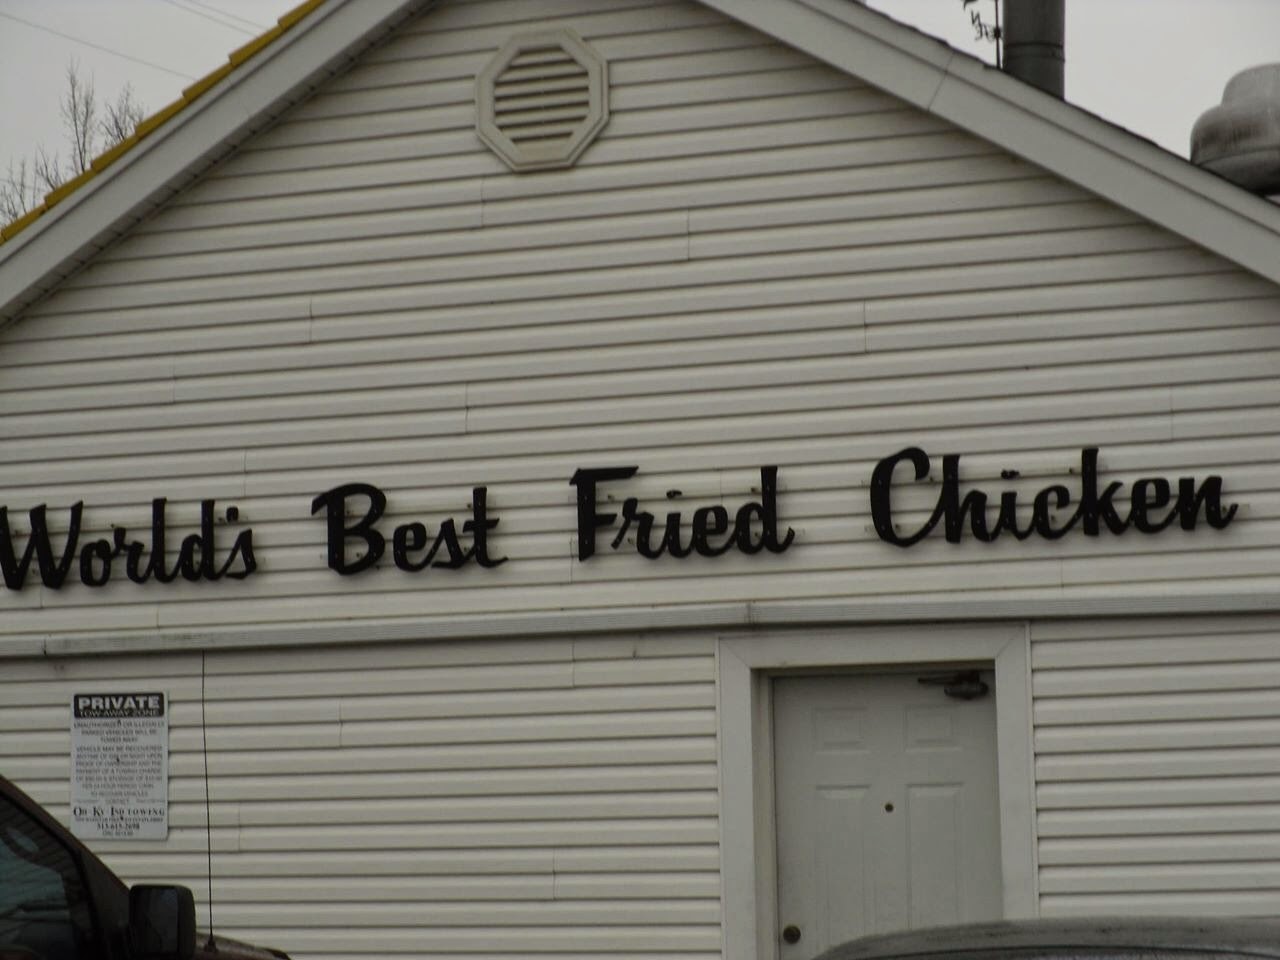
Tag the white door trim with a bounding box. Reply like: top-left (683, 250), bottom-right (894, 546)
top-left (716, 623), bottom-right (1037, 960)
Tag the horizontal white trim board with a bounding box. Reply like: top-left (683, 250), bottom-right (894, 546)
top-left (0, 593), bottom-right (1278, 658)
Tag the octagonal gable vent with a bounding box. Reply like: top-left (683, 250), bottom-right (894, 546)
top-left (477, 29), bottom-right (609, 172)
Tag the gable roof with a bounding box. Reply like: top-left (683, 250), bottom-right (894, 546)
top-left (1, 0), bottom-right (1279, 329)
top-left (0, 0), bottom-right (434, 328)
top-left (0, 0), bottom-right (327, 249)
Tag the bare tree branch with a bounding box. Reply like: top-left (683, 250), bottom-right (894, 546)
top-left (0, 160), bottom-right (35, 222)
top-left (101, 84), bottom-right (145, 147)
top-left (33, 146), bottom-right (63, 193)
top-left (62, 61), bottom-right (98, 173)
top-left (1, 60), bottom-right (145, 221)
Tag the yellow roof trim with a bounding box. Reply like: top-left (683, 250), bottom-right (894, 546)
top-left (277, 1), bottom-right (321, 30)
top-left (0, 0), bottom-right (327, 246)
top-left (0, 206), bottom-right (44, 242)
top-left (229, 24), bottom-right (285, 67)
top-left (133, 97), bottom-right (186, 140)
top-left (90, 134), bottom-right (140, 173)
top-left (44, 169), bottom-right (95, 209)
top-left (182, 62), bottom-right (235, 102)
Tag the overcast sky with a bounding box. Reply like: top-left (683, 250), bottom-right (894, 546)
top-left (866, 0), bottom-right (1280, 157)
top-left (1, 0), bottom-right (1278, 195)
top-left (0, 0), bottom-right (297, 195)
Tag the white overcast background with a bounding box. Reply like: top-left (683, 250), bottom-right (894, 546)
top-left (1, 0), bottom-right (1279, 188)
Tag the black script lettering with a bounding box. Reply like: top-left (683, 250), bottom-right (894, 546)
top-left (870, 448), bottom-right (937, 547)
top-left (608, 494), bottom-right (716, 559)
top-left (392, 522), bottom-right (431, 571)
top-left (691, 505), bottom-right (733, 556)
top-left (871, 447), bottom-right (1239, 546)
top-left (463, 488), bottom-right (506, 568)
top-left (1071, 448), bottom-right (1130, 536)
top-left (1130, 478), bottom-right (1174, 534)
top-left (1171, 475), bottom-right (1238, 531)
top-left (573, 466), bottom-right (794, 560)
top-left (1031, 484), bottom-right (1076, 539)
top-left (393, 519), bottom-right (466, 571)
top-left (994, 489), bottom-right (1036, 541)
top-left (2, 498), bottom-right (254, 590)
top-left (117, 499), bottom-right (253, 585)
top-left (124, 500), bottom-right (178, 583)
top-left (876, 451), bottom-right (1033, 546)
top-left (939, 454), bottom-right (995, 544)
top-left (176, 500), bottom-right (244, 582)
top-left (79, 538), bottom-right (117, 588)
top-left (0, 502), bottom-right (83, 590)
top-left (611, 497), bottom-right (659, 557)
top-left (311, 483), bottom-right (387, 575)
top-left (570, 467), bottom-right (639, 560)
top-left (661, 492), bottom-right (695, 559)
top-left (733, 467), bottom-right (794, 554)
top-left (221, 526), bottom-right (257, 581)
top-left (312, 483), bottom-right (503, 575)
top-left (942, 458), bottom-right (1037, 543)
top-left (389, 527), bottom-right (430, 570)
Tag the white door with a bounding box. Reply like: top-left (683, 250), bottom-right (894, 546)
top-left (773, 671), bottom-right (1002, 958)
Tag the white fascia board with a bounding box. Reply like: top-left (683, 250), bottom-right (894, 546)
top-left (702, 0), bottom-right (1280, 289)
top-left (9, 590), bottom-right (1280, 659)
top-left (0, 0), bottom-right (431, 326)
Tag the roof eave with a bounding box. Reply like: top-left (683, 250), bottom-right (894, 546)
top-left (701, 0), bottom-right (1280, 288)
top-left (0, 0), bottom-right (433, 329)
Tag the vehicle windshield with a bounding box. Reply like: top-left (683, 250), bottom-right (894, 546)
top-left (0, 794), bottom-right (97, 960)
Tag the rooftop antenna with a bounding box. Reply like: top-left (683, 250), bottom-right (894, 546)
top-left (962, 0), bottom-right (1002, 69)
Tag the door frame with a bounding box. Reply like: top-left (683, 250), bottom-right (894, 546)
top-left (716, 622), bottom-right (1037, 960)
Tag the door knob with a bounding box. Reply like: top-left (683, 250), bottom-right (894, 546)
top-left (782, 925), bottom-right (802, 944)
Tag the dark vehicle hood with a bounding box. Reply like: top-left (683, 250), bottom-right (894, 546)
top-left (195, 932), bottom-right (290, 960)
top-left (816, 919), bottom-right (1280, 960)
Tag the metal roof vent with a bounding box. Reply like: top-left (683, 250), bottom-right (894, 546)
top-left (476, 28), bottom-right (608, 172)
top-left (1192, 63), bottom-right (1280, 197)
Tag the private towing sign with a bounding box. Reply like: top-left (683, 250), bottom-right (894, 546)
top-left (0, 448), bottom-right (1239, 591)
top-left (70, 692), bottom-right (168, 841)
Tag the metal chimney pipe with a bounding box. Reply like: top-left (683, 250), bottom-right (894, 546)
top-left (1002, 0), bottom-right (1065, 99)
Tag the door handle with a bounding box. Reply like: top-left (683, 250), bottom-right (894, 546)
top-left (782, 925), bottom-right (802, 945)
top-left (918, 670), bottom-right (989, 700)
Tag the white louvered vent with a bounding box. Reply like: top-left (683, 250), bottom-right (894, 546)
top-left (477, 29), bottom-right (609, 172)
top-left (496, 46), bottom-right (590, 147)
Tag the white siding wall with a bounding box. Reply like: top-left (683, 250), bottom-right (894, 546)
top-left (1032, 615), bottom-right (1280, 916)
top-left (2, 0), bottom-right (1278, 642)
top-left (2, 633), bottom-right (720, 959)
top-left (4, 0), bottom-right (1280, 951)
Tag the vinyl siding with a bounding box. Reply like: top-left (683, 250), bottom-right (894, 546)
top-left (2, 633), bottom-right (720, 959)
top-left (1032, 615), bottom-right (1280, 916)
top-left (4, 0), bottom-right (1280, 949)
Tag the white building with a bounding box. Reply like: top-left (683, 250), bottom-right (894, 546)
top-left (4, 1), bottom-right (1280, 957)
